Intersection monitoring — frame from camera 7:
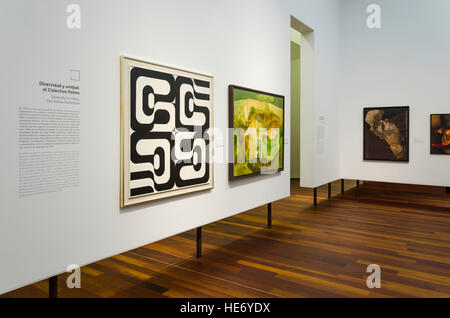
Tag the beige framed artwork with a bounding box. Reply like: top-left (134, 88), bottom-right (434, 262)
top-left (120, 56), bottom-right (214, 207)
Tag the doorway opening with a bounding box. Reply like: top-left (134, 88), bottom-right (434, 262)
top-left (290, 16), bottom-right (314, 188)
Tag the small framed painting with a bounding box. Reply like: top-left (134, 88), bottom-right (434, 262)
top-left (229, 85), bottom-right (285, 180)
top-left (430, 114), bottom-right (450, 155)
top-left (363, 106), bottom-right (409, 162)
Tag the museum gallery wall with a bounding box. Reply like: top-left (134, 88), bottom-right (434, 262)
top-left (229, 85), bottom-right (285, 180)
top-left (0, 0), bottom-right (448, 296)
top-left (1, 0), bottom-right (302, 294)
top-left (340, 0), bottom-right (450, 187)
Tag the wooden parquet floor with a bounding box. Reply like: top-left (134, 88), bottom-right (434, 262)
top-left (2, 180), bottom-right (450, 298)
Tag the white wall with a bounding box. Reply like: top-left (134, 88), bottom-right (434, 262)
top-left (285, 0), bottom-right (342, 188)
top-left (0, 0), bottom-right (342, 294)
top-left (339, 0), bottom-right (450, 187)
top-left (291, 27), bottom-right (316, 186)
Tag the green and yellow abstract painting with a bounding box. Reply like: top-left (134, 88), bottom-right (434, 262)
top-left (231, 87), bottom-right (284, 178)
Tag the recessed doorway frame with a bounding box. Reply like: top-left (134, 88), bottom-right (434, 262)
top-left (290, 16), bottom-right (315, 188)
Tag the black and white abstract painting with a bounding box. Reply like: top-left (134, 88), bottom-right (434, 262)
top-left (121, 57), bottom-right (214, 207)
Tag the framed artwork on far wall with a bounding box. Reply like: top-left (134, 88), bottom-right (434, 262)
top-left (363, 106), bottom-right (409, 162)
top-left (229, 85), bottom-right (285, 180)
top-left (430, 114), bottom-right (450, 155)
top-left (120, 56), bottom-right (214, 207)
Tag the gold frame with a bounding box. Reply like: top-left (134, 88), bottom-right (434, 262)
top-left (120, 56), bottom-right (214, 207)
